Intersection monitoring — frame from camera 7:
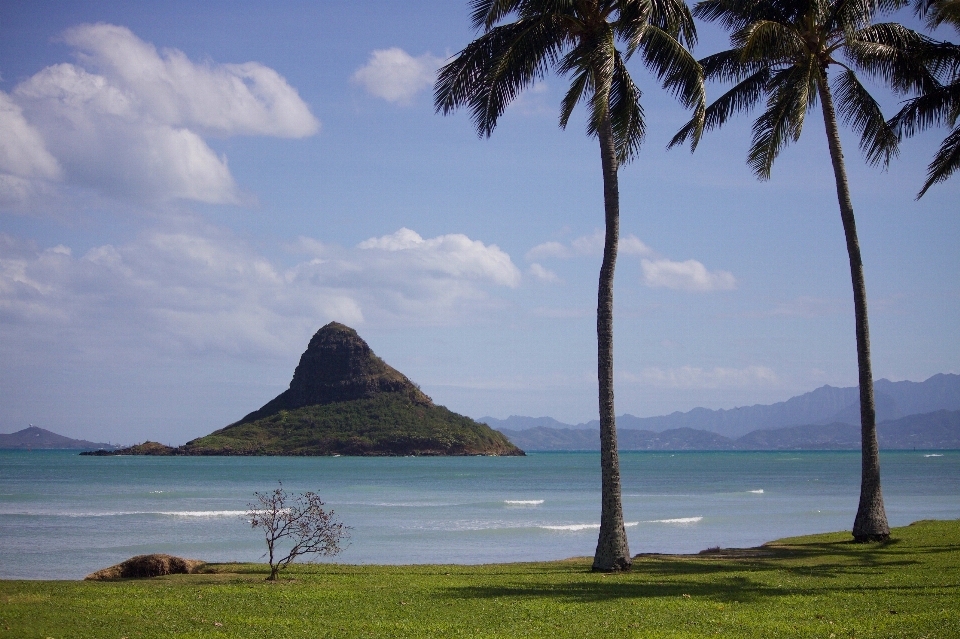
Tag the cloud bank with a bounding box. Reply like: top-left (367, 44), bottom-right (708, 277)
top-left (1, 23), bottom-right (318, 208)
top-left (0, 227), bottom-right (520, 361)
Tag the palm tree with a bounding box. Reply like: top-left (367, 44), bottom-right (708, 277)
top-left (435, 0), bottom-right (705, 570)
top-left (671, 0), bottom-right (933, 541)
top-left (890, 0), bottom-right (960, 196)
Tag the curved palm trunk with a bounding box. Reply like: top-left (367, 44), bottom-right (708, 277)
top-left (592, 113), bottom-right (632, 572)
top-left (817, 75), bottom-right (890, 542)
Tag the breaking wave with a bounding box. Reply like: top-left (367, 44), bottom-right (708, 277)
top-left (540, 522), bottom-right (639, 531)
top-left (17, 510), bottom-right (251, 518)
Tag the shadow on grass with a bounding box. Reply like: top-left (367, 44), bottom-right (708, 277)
top-left (439, 536), bottom-right (952, 605)
top-left (441, 575), bottom-right (782, 604)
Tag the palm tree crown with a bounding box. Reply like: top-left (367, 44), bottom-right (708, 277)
top-left (672, 0), bottom-right (933, 541)
top-left (672, 0), bottom-right (932, 169)
top-left (436, 0), bottom-right (706, 161)
top-left (435, 0), bottom-right (705, 570)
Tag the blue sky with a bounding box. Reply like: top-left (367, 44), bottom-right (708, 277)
top-left (2, 0), bottom-right (957, 445)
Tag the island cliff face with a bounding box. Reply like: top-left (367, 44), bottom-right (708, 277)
top-left (97, 323), bottom-right (522, 457)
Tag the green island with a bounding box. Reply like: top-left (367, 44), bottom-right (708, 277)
top-left (2, 519), bottom-right (957, 638)
top-left (87, 323), bottom-right (522, 457)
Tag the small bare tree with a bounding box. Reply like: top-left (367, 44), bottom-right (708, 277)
top-left (246, 483), bottom-right (348, 580)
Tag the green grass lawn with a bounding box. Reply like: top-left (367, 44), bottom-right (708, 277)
top-left (2, 520), bottom-right (957, 638)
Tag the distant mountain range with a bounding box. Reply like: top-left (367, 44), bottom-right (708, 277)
top-left (499, 409), bottom-right (960, 451)
top-left (0, 426), bottom-right (114, 450)
top-left (481, 373), bottom-right (960, 439)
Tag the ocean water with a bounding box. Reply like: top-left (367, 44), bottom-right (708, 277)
top-left (0, 450), bottom-right (957, 580)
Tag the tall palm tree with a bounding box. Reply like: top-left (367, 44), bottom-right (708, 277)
top-left (435, 0), bottom-right (705, 570)
top-left (671, 0), bottom-right (932, 541)
top-left (890, 0), bottom-right (960, 196)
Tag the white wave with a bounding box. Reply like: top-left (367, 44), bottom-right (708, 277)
top-left (647, 517), bottom-right (702, 524)
top-left (504, 500), bottom-right (544, 506)
top-left (158, 510), bottom-right (247, 517)
top-left (51, 510), bottom-right (247, 518)
top-left (540, 522), bottom-right (639, 531)
top-left (748, 489), bottom-right (764, 494)
top-left (924, 454), bottom-right (943, 458)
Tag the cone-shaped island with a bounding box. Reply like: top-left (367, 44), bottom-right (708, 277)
top-left (94, 323), bottom-right (523, 456)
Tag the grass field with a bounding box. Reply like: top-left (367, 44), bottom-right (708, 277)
top-left (1, 519), bottom-right (957, 638)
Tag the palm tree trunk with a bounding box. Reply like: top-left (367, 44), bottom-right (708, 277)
top-left (592, 112), bottom-right (632, 572)
top-left (817, 75), bottom-right (890, 542)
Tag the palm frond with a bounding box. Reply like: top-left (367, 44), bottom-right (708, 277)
top-left (890, 80), bottom-right (960, 134)
top-left (583, 28), bottom-right (618, 141)
top-left (633, 24), bottom-right (706, 111)
top-left (918, 123), bottom-right (960, 195)
top-left (644, 0), bottom-right (700, 47)
top-left (609, 50), bottom-right (648, 163)
top-left (559, 66), bottom-right (591, 128)
top-left (748, 65), bottom-right (813, 178)
top-left (846, 23), bottom-right (943, 94)
top-left (669, 66), bottom-right (771, 147)
top-left (699, 48), bottom-right (767, 82)
top-left (470, 0), bottom-right (524, 30)
top-left (822, 0), bottom-right (907, 36)
top-left (434, 16), bottom-right (566, 137)
top-left (694, 0), bottom-right (796, 32)
top-left (916, 0), bottom-right (960, 32)
top-left (833, 67), bottom-right (900, 165)
top-left (736, 20), bottom-right (806, 63)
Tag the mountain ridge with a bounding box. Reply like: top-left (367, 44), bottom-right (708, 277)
top-left (499, 409), bottom-right (960, 451)
top-left (0, 426), bottom-right (114, 450)
top-left (481, 373), bottom-right (960, 438)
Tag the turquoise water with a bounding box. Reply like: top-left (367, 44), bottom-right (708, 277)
top-left (0, 450), bottom-right (957, 579)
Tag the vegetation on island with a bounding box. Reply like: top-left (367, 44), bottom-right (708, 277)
top-left (184, 392), bottom-right (523, 456)
top-left (2, 519), bottom-right (957, 638)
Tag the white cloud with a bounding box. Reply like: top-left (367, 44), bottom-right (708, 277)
top-left (569, 229), bottom-right (606, 255)
top-left (0, 227), bottom-right (521, 360)
top-left (352, 48), bottom-right (444, 105)
top-left (622, 365), bottom-right (779, 389)
top-left (0, 92), bottom-right (61, 180)
top-left (620, 235), bottom-right (654, 256)
top-left (526, 230), bottom-right (651, 261)
top-left (4, 23), bottom-right (318, 208)
top-left (60, 23), bottom-right (318, 138)
top-left (641, 258), bottom-right (736, 292)
top-left (354, 228), bottom-right (520, 288)
top-left (525, 240), bottom-right (570, 261)
top-left (528, 263), bottom-right (560, 283)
